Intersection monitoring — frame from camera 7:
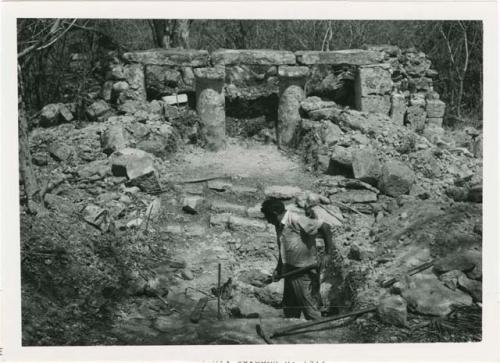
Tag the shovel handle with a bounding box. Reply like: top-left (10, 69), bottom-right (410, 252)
top-left (277, 264), bottom-right (319, 280)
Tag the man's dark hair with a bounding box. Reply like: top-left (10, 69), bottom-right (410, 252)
top-left (261, 198), bottom-right (285, 217)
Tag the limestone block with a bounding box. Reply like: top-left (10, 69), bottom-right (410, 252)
top-left (355, 64), bottom-right (392, 96)
top-left (426, 99), bottom-right (446, 118)
top-left (379, 160), bottom-right (415, 197)
top-left (300, 96), bottom-right (337, 114)
top-left (296, 50), bottom-right (384, 65)
top-left (390, 93), bottom-right (407, 125)
top-left (101, 125), bottom-right (130, 155)
top-left (356, 95), bottom-right (391, 115)
top-left (352, 148), bottom-right (381, 186)
top-left (123, 49), bottom-right (210, 67)
top-left (211, 49), bottom-right (296, 65)
top-left (427, 117), bottom-right (443, 127)
top-left (406, 105), bottom-right (427, 131)
top-left (409, 77), bottom-right (433, 92)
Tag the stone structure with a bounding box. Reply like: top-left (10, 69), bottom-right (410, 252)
top-left (194, 67), bottom-right (226, 151)
top-left (277, 66), bottom-right (309, 146)
top-left (103, 47), bottom-right (445, 147)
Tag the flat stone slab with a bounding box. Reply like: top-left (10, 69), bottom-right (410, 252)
top-left (230, 185), bottom-right (258, 194)
top-left (278, 66), bottom-right (309, 78)
top-left (209, 213), bottom-right (231, 227)
top-left (212, 49), bottom-right (296, 65)
top-left (228, 215), bottom-right (268, 232)
top-left (296, 50), bottom-right (384, 65)
top-left (264, 185), bottom-right (302, 199)
top-left (193, 67), bottom-right (225, 80)
top-left (401, 274), bottom-right (473, 316)
top-left (123, 49), bottom-right (210, 67)
top-left (331, 189), bottom-right (378, 203)
top-left (210, 200), bottom-right (247, 215)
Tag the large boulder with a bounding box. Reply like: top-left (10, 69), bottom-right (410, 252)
top-left (264, 185), bottom-right (302, 199)
top-left (300, 96), bottom-right (337, 115)
top-left (39, 103), bottom-right (74, 127)
top-left (48, 141), bottom-right (74, 162)
top-left (378, 160), bottom-right (415, 197)
top-left (110, 148), bottom-right (161, 193)
top-left (377, 295), bottom-right (408, 327)
top-left (352, 148), bottom-right (381, 186)
top-left (255, 281), bottom-right (284, 307)
top-left (434, 250), bottom-right (482, 274)
top-left (320, 121), bottom-right (343, 146)
top-left (400, 274), bottom-right (473, 316)
top-left (101, 125), bottom-right (130, 155)
top-left (457, 274), bottom-right (482, 302)
top-left (86, 100), bottom-right (112, 121)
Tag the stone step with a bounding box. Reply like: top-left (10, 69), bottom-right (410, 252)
top-left (210, 200), bottom-right (247, 215)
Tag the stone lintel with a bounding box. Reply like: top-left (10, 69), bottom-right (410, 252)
top-left (123, 49), bottom-right (210, 67)
top-left (193, 67), bottom-right (225, 81)
top-left (358, 63), bottom-right (392, 69)
top-left (211, 49), bottom-right (296, 65)
top-left (278, 66), bottom-right (310, 79)
top-left (296, 49), bottom-right (384, 65)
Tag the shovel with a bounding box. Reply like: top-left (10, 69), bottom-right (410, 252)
top-left (263, 264), bottom-right (319, 285)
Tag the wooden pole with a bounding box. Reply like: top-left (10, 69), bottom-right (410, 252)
top-left (217, 263), bottom-right (221, 320)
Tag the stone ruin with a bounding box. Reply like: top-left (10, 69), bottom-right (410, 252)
top-left (99, 46), bottom-right (445, 151)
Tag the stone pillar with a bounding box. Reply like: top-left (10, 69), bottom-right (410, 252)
top-left (277, 66), bottom-right (309, 146)
top-left (194, 67), bottom-right (226, 151)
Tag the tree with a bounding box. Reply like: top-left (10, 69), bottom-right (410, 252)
top-left (149, 19), bottom-right (190, 48)
top-left (17, 19), bottom-right (77, 214)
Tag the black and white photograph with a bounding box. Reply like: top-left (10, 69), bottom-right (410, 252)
top-left (2, 1), bottom-right (498, 360)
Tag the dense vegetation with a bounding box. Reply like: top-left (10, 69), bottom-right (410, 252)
top-left (18, 19), bottom-right (482, 126)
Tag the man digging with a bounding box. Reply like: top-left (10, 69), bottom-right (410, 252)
top-left (261, 198), bottom-right (337, 320)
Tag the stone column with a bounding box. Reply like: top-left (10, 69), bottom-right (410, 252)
top-left (194, 67), bottom-right (226, 151)
top-left (277, 66), bottom-right (310, 146)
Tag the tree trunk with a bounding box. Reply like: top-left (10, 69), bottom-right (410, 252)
top-left (172, 20), bottom-right (190, 49)
top-left (152, 19), bottom-right (171, 48)
top-left (18, 64), bottom-right (40, 214)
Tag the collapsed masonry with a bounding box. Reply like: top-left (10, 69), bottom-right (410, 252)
top-left (99, 46), bottom-right (445, 150)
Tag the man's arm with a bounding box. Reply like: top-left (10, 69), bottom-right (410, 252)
top-left (319, 222), bottom-right (334, 255)
top-left (273, 227), bottom-right (283, 281)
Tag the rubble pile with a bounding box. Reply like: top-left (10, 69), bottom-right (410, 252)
top-left (23, 46), bottom-right (482, 345)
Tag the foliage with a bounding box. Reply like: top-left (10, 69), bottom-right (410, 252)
top-left (17, 19), bottom-right (483, 126)
top-left (20, 210), bottom-right (172, 345)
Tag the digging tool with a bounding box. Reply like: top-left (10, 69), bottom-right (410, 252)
top-left (263, 264), bottom-right (319, 285)
top-left (256, 323), bottom-right (273, 344)
top-left (256, 306), bottom-right (376, 343)
top-left (217, 263), bottom-right (222, 320)
top-left (381, 260), bottom-right (434, 288)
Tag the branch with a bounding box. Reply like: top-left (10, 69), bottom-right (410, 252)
top-left (37, 19), bottom-right (77, 51)
top-left (439, 24), bottom-right (460, 77)
top-left (18, 19), bottom-right (62, 59)
top-left (459, 21), bottom-right (469, 80)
